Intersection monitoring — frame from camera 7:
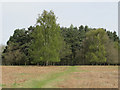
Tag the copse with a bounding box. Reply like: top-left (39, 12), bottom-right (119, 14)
top-left (2, 10), bottom-right (120, 65)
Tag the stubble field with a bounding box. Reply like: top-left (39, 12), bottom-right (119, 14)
top-left (0, 66), bottom-right (118, 88)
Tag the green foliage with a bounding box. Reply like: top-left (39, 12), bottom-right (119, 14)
top-left (84, 29), bottom-right (108, 64)
top-left (0, 44), bottom-right (5, 62)
top-left (105, 40), bottom-right (119, 64)
top-left (2, 10), bottom-right (119, 65)
top-left (29, 10), bottom-right (64, 65)
top-left (2, 29), bottom-right (30, 65)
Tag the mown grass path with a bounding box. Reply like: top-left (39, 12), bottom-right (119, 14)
top-left (23, 66), bottom-right (77, 88)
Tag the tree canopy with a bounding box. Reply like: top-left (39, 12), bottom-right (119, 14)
top-left (2, 10), bottom-right (120, 65)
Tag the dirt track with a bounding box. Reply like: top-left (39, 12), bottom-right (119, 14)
top-left (1, 66), bottom-right (118, 88)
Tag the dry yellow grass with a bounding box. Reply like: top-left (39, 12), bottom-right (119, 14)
top-left (1, 66), bottom-right (118, 88)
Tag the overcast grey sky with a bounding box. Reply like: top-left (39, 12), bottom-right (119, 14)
top-left (1, 2), bottom-right (118, 45)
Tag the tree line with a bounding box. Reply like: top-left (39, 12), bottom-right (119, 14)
top-left (2, 10), bottom-right (120, 65)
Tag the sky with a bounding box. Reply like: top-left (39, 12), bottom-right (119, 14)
top-left (0, 2), bottom-right (118, 45)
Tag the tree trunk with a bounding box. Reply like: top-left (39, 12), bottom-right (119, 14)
top-left (25, 62), bottom-right (26, 66)
top-left (46, 61), bottom-right (48, 66)
top-left (37, 63), bottom-right (39, 66)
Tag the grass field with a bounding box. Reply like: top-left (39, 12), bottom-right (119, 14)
top-left (1, 66), bottom-right (118, 88)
